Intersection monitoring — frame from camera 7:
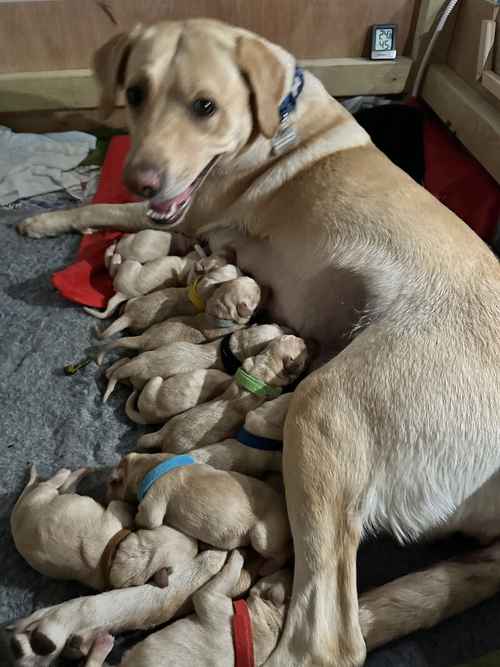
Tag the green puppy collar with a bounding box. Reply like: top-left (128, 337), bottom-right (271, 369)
top-left (235, 367), bottom-right (282, 398)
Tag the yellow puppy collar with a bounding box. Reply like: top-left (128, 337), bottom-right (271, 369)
top-left (187, 278), bottom-right (206, 312)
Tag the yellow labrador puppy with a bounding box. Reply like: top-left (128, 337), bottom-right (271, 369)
top-left (15, 18), bottom-right (500, 667)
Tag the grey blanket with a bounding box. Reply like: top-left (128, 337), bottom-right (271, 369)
top-left (1, 209), bottom-right (499, 666)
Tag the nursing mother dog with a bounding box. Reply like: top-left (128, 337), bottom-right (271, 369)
top-left (18, 18), bottom-right (500, 667)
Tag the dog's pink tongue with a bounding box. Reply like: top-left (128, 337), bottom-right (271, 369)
top-left (149, 187), bottom-right (192, 213)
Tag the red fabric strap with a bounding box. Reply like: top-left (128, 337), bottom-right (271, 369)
top-left (232, 599), bottom-right (255, 667)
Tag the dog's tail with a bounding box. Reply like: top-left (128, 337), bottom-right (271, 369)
top-left (84, 292), bottom-right (128, 320)
top-left (125, 390), bottom-right (148, 424)
top-left (96, 336), bottom-right (138, 366)
top-left (103, 358), bottom-right (130, 402)
top-left (16, 465), bottom-right (39, 502)
top-left (96, 313), bottom-right (131, 339)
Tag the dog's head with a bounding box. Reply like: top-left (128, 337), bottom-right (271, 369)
top-left (107, 453), bottom-right (170, 503)
top-left (243, 334), bottom-right (309, 387)
top-left (206, 276), bottom-right (262, 325)
top-left (93, 19), bottom-right (295, 227)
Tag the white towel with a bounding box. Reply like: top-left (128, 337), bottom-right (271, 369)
top-left (0, 125), bottom-right (97, 205)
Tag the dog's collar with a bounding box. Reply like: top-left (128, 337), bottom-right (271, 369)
top-left (213, 318), bottom-right (236, 328)
top-left (187, 278), bottom-right (206, 312)
top-left (272, 65), bottom-right (305, 156)
top-left (220, 334), bottom-right (241, 375)
top-left (100, 528), bottom-right (132, 589)
top-left (278, 66), bottom-right (305, 120)
top-left (235, 367), bottom-right (282, 399)
top-left (137, 455), bottom-right (196, 502)
top-left (236, 427), bottom-right (282, 451)
top-left (232, 599), bottom-right (255, 667)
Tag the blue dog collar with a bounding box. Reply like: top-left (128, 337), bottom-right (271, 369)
top-left (272, 66), bottom-right (305, 156)
top-left (278, 66), bottom-right (305, 121)
top-left (236, 427), bottom-right (283, 451)
top-left (137, 455), bottom-right (195, 502)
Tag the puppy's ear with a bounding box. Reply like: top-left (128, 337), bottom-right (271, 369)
top-left (236, 36), bottom-right (288, 139)
top-left (93, 25), bottom-right (143, 119)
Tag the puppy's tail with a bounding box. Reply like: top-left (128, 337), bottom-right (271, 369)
top-left (17, 465), bottom-right (39, 502)
top-left (84, 292), bottom-right (127, 320)
top-left (125, 390), bottom-right (148, 424)
top-left (96, 336), bottom-right (138, 366)
top-left (96, 313), bottom-right (131, 339)
top-left (103, 358), bottom-right (130, 402)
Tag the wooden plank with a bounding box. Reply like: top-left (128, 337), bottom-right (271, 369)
top-left (476, 19), bottom-right (496, 78)
top-left (301, 57), bottom-right (412, 96)
top-left (0, 108), bottom-right (127, 134)
top-left (447, 0), bottom-right (498, 85)
top-left (0, 57), bottom-right (413, 113)
top-left (482, 69), bottom-right (500, 98)
top-left (422, 64), bottom-right (500, 184)
top-left (0, 70), bottom-right (100, 112)
top-left (0, 0), bottom-right (417, 73)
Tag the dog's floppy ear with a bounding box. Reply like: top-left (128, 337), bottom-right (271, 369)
top-left (93, 25), bottom-right (143, 119)
top-left (236, 36), bottom-right (288, 139)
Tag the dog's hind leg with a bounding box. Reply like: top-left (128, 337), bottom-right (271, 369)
top-left (359, 539), bottom-right (500, 651)
top-left (192, 550), bottom-right (244, 624)
top-left (266, 375), bottom-right (369, 667)
top-left (84, 633), bottom-right (114, 667)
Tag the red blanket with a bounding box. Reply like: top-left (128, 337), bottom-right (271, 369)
top-left (51, 136), bottom-right (135, 307)
top-left (51, 119), bottom-right (500, 308)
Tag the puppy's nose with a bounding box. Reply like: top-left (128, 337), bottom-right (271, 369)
top-left (123, 162), bottom-right (163, 199)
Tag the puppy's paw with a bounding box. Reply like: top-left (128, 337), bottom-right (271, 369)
top-left (7, 601), bottom-right (91, 665)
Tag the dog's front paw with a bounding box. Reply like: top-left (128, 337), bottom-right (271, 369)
top-left (17, 209), bottom-right (79, 238)
top-left (17, 214), bottom-right (56, 238)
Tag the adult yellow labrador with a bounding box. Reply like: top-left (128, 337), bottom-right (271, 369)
top-left (16, 18), bottom-right (500, 667)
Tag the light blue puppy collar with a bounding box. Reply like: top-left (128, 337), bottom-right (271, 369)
top-left (214, 318), bottom-right (236, 328)
top-left (137, 455), bottom-right (196, 502)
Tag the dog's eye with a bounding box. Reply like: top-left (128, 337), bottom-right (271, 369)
top-left (191, 98), bottom-right (217, 118)
top-left (126, 85), bottom-right (146, 108)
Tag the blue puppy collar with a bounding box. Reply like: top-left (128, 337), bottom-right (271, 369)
top-left (137, 455), bottom-right (195, 502)
top-left (236, 427), bottom-right (283, 451)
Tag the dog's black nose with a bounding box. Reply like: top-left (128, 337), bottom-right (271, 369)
top-left (123, 162), bottom-right (163, 199)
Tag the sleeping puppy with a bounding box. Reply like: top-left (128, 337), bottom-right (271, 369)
top-left (11, 466), bottom-right (197, 591)
top-left (96, 304), bottom-right (271, 365)
top-left (185, 393), bottom-right (291, 475)
top-left (86, 250), bottom-right (201, 320)
top-left (108, 453), bottom-right (291, 567)
top-left (97, 260), bottom-right (241, 339)
top-left (137, 335), bottom-right (307, 452)
top-left (116, 550), bottom-right (285, 667)
top-left (104, 230), bottom-right (180, 275)
top-left (125, 369), bottom-right (233, 424)
top-left (103, 319), bottom-right (279, 403)
top-left (97, 314), bottom-right (239, 365)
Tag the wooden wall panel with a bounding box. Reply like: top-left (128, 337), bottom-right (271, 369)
top-left (446, 0), bottom-right (500, 112)
top-left (0, 0), bottom-right (417, 72)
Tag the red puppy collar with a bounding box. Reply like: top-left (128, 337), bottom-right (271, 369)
top-left (232, 599), bottom-right (255, 667)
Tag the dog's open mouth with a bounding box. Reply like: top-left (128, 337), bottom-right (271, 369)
top-left (146, 156), bottom-right (219, 226)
